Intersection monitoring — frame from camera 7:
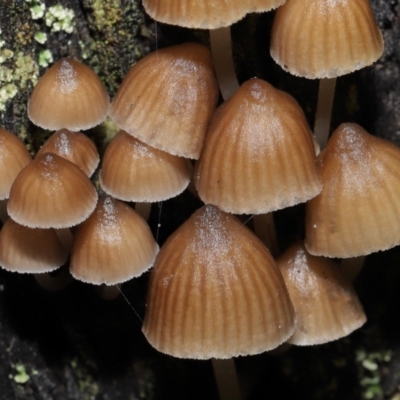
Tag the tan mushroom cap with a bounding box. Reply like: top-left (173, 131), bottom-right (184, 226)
top-left (28, 58), bottom-right (110, 131)
top-left (70, 196), bottom-right (159, 285)
top-left (100, 131), bottom-right (190, 202)
top-left (36, 129), bottom-right (99, 177)
top-left (0, 218), bottom-right (68, 274)
top-left (195, 78), bottom-right (322, 214)
top-left (143, 204), bottom-right (295, 359)
top-left (8, 153), bottom-right (98, 229)
top-left (109, 43), bottom-right (219, 159)
top-left (278, 241), bottom-right (366, 345)
top-left (0, 128), bottom-right (32, 200)
top-left (270, 0), bottom-right (384, 78)
top-left (306, 123), bottom-right (400, 258)
top-left (143, 0), bottom-right (285, 29)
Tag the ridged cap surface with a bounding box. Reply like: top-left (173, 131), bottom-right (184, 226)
top-left (0, 128), bottom-right (32, 200)
top-left (109, 43), bottom-right (219, 159)
top-left (143, 0), bottom-right (285, 28)
top-left (0, 218), bottom-right (68, 274)
top-left (306, 123), bottom-right (400, 257)
top-left (100, 131), bottom-right (190, 202)
top-left (278, 241), bottom-right (366, 345)
top-left (195, 78), bottom-right (322, 214)
top-left (8, 153), bottom-right (98, 229)
top-left (143, 204), bottom-right (295, 359)
top-left (28, 58), bottom-right (110, 130)
top-left (70, 196), bottom-right (159, 285)
top-left (270, 0), bottom-right (384, 78)
top-left (36, 129), bottom-right (99, 177)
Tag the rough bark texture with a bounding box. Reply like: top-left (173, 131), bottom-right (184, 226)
top-left (0, 1), bottom-right (399, 399)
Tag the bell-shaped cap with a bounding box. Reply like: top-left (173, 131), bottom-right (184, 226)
top-left (143, 204), bottom-right (295, 359)
top-left (36, 129), bottom-right (99, 177)
top-left (100, 131), bottom-right (190, 202)
top-left (8, 153), bottom-right (98, 229)
top-left (0, 218), bottom-right (68, 274)
top-left (270, 0), bottom-right (384, 78)
top-left (109, 43), bottom-right (219, 159)
top-left (306, 123), bottom-right (400, 257)
top-left (28, 58), bottom-right (110, 131)
top-left (277, 241), bottom-right (366, 345)
top-left (70, 196), bottom-right (159, 285)
top-left (143, 0), bottom-right (285, 28)
top-left (195, 78), bottom-right (322, 214)
top-left (0, 127), bottom-right (32, 200)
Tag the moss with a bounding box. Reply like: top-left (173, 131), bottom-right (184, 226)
top-left (70, 358), bottom-right (99, 400)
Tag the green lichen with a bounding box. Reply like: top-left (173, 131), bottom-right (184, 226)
top-left (25, 0), bottom-right (46, 20)
top-left (70, 358), bottom-right (99, 400)
top-left (38, 49), bottom-right (53, 67)
top-left (34, 31), bottom-right (47, 45)
top-left (10, 363), bottom-right (30, 384)
top-left (91, 0), bottom-right (122, 31)
top-left (45, 5), bottom-right (75, 34)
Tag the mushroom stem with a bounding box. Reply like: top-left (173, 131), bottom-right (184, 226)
top-left (96, 284), bottom-right (120, 300)
top-left (135, 202), bottom-right (152, 221)
top-left (55, 228), bottom-right (74, 252)
top-left (210, 27), bottom-right (239, 101)
top-left (314, 78), bottom-right (337, 149)
top-left (34, 266), bottom-right (73, 291)
top-left (211, 358), bottom-right (242, 400)
top-left (0, 199), bottom-right (8, 223)
top-left (339, 256), bottom-right (366, 282)
top-left (253, 213), bottom-right (280, 257)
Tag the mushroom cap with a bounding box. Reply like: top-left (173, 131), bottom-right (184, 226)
top-left (306, 123), bottom-right (400, 257)
top-left (270, 0), bottom-right (384, 78)
top-left (0, 218), bottom-right (68, 274)
top-left (8, 153), bottom-right (98, 229)
top-left (28, 58), bottom-right (110, 131)
top-left (0, 127), bottom-right (32, 200)
top-left (109, 43), bottom-right (219, 159)
top-left (100, 131), bottom-right (190, 202)
top-left (195, 78), bottom-right (322, 214)
top-left (36, 129), bottom-right (99, 177)
top-left (277, 241), bottom-right (366, 345)
top-left (70, 196), bottom-right (159, 285)
top-left (143, 204), bottom-right (295, 359)
top-left (143, 0), bottom-right (285, 28)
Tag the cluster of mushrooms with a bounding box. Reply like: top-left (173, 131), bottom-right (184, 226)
top-left (0, 0), bottom-right (396, 397)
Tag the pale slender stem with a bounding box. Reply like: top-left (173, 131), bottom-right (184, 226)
top-left (210, 28), bottom-right (239, 101)
top-left (34, 267), bottom-right (73, 291)
top-left (211, 358), bottom-right (242, 400)
top-left (0, 199), bottom-right (8, 223)
top-left (55, 228), bottom-right (73, 252)
top-left (314, 78), bottom-right (337, 149)
top-left (253, 213), bottom-right (280, 257)
top-left (135, 202), bottom-right (152, 221)
top-left (96, 284), bottom-right (120, 300)
top-left (339, 256), bottom-right (366, 282)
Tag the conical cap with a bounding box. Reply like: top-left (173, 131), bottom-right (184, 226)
top-left (143, 0), bottom-right (285, 28)
top-left (70, 196), bottom-right (159, 285)
top-left (36, 129), bottom-right (99, 177)
top-left (0, 218), bottom-right (68, 274)
top-left (271, 0), bottom-right (384, 78)
top-left (0, 128), bottom-right (31, 200)
top-left (195, 78), bottom-right (322, 214)
top-left (278, 241), bottom-right (366, 345)
top-left (109, 43), bottom-right (219, 159)
top-left (143, 205), bottom-right (295, 359)
top-left (8, 153), bottom-right (98, 229)
top-left (100, 131), bottom-right (190, 202)
top-left (28, 58), bottom-right (110, 130)
top-left (306, 123), bottom-right (400, 257)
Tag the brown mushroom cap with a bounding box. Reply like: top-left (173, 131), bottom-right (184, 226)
top-left (70, 195), bottom-right (159, 285)
top-left (0, 218), bottom-right (68, 274)
top-left (109, 43), bottom-right (219, 159)
top-left (306, 123), bottom-right (400, 257)
top-left (143, 204), bottom-right (295, 359)
top-left (0, 127), bottom-right (32, 200)
top-left (195, 78), bottom-right (322, 214)
top-left (143, 0), bottom-right (285, 28)
top-left (28, 58), bottom-right (110, 131)
top-left (8, 153), bottom-right (98, 229)
top-left (277, 241), bottom-right (366, 345)
top-left (270, 0), bottom-right (384, 78)
top-left (36, 129), bottom-right (99, 177)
